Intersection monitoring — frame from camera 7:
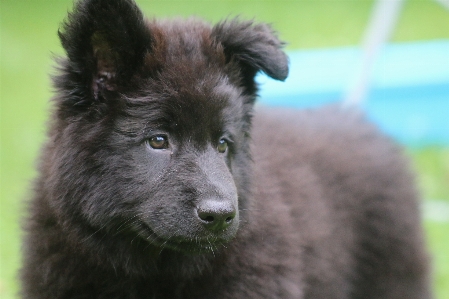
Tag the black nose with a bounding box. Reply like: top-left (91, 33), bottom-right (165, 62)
top-left (196, 200), bottom-right (236, 232)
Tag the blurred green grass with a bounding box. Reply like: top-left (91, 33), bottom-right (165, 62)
top-left (409, 148), bottom-right (449, 299)
top-left (1, 1), bottom-right (448, 298)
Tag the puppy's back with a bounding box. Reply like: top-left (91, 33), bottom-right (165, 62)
top-left (249, 106), bottom-right (431, 298)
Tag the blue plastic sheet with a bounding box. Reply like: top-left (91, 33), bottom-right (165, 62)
top-left (257, 40), bottom-right (449, 147)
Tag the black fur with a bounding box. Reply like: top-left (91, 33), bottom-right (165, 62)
top-left (22, 0), bottom-right (432, 298)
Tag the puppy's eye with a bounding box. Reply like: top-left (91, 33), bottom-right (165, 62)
top-left (217, 139), bottom-right (228, 153)
top-left (147, 135), bottom-right (169, 150)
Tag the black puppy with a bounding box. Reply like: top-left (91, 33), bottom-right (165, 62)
top-left (21, 0), bottom-right (432, 298)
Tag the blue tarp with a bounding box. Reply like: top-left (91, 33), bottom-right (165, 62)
top-left (257, 40), bottom-right (449, 147)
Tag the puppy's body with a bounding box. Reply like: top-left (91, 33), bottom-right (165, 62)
top-left (251, 108), bottom-right (430, 298)
top-left (22, 0), bottom-right (431, 298)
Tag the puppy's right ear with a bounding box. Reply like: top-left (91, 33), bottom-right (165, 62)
top-left (211, 19), bottom-right (289, 83)
top-left (56, 0), bottom-right (152, 111)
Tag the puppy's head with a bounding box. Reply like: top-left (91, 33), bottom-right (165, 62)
top-left (49, 0), bottom-right (288, 253)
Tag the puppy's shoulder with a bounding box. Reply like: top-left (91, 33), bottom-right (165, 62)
top-left (251, 105), bottom-right (412, 191)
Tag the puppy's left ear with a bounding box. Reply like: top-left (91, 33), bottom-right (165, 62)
top-left (211, 19), bottom-right (289, 82)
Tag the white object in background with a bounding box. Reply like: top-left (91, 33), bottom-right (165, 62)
top-left (436, 0), bottom-right (449, 10)
top-left (343, 0), bottom-right (404, 107)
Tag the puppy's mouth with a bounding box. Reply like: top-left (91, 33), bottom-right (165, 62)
top-left (135, 222), bottom-right (233, 254)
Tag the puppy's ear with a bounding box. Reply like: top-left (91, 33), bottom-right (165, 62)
top-left (211, 19), bottom-right (289, 82)
top-left (57, 0), bottom-right (152, 107)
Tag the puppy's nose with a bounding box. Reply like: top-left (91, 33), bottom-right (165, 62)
top-left (196, 199), bottom-right (236, 232)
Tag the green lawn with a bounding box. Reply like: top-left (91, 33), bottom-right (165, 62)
top-left (409, 149), bottom-right (449, 299)
top-left (1, 1), bottom-right (449, 298)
